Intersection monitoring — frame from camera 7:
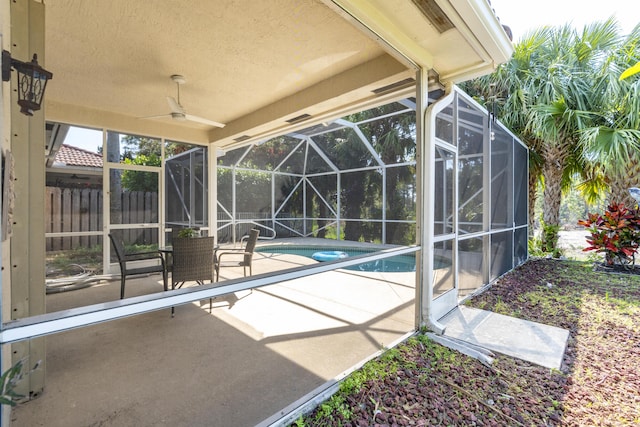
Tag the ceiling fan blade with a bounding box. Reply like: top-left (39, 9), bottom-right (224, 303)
top-left (167, 96), bottom-right (184, 114)
top-left (139, 113), bottom-right (171, 120)
top-left (184, 114), bottom-right (226, 128)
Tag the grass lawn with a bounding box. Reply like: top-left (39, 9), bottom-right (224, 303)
top-left (293, 258), bottom-right (640, 426)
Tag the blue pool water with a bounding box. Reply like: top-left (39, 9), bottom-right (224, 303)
top-left (255, 245), bottom-right (416, 273)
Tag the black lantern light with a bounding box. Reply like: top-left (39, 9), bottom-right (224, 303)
top-left (2, 50), bottom-right (53, 116)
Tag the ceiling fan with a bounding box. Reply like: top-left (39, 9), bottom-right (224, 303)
top-left (145, 75), bottom-right (225, 128)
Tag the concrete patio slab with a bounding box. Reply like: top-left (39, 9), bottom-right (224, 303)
top-left (439, 306), bottom-right (570, 370)
top-left (11, 251), bottom-right (416, 427)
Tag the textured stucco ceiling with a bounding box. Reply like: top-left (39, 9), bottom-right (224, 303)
top-left (41, 0), bottom-right (512, 149)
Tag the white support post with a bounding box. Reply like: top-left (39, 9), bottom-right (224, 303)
top-left (416, 70), bottom-right (454, 334)
top-left (9, 0), bottom-right (47, 401)
top-left (414, 68), bottom-right (427, 330)
top-left (209, 144), bottom-right (217, 244)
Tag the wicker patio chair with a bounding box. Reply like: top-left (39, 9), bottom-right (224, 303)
top-left (171, 236), bottom-right (217, 315)
top-left (108, 233), bottom-right (168, 299)
top-left (215, 228), bottom-right (260, 281)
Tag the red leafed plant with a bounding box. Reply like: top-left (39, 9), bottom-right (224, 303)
top-left (577, 202), bottom-right (640, 266)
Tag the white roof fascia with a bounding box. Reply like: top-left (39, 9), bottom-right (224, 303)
top-left (324, 0), bottom-right (431, 69)
top-left (438, 0), bottom-right (514, 81)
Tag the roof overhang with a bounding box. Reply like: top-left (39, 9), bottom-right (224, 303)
top-left (39, 0), bottom-right (512, 150)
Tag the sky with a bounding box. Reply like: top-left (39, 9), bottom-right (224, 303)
top-left (64, 126), bottom-right (103, 153)
top-left (490, 0), bottom-right (639, 42)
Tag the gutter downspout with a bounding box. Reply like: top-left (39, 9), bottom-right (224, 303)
top-left (419, 81), bottom-right (455, 335)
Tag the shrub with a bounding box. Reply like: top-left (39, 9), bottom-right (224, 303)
top-left (0, 359), bottom-right (35, 407)
top-left (577, 202), bottom-right (640, 266)
top-left (540, 221), bottom-right (563, 258)
top-left (529, 221), bottom-right (564, 258)
top-left (177, 228), bottom-right (198, 238)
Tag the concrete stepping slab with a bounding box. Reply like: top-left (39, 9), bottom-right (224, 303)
top-left (439, 306), bottom-right (569, 370)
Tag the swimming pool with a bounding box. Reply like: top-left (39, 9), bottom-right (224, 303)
top-left (255, 245), bottom-right (416, 273)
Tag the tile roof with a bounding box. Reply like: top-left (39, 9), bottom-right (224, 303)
top-left (56, 144), bottom-right (103, 168)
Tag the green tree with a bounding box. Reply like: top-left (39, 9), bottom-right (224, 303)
top-left (461, 28), bottom-right (551, 233)
top-left (120, 135), bottom-right (162, 162)
top-left (579, 23), bottom-right (640, 206)
top-left (121, 155), bottom-right (161, 192)
top-left (222, 104), bottom-right (417, 245)
top-left (359, 109), bottom-right (416, 244)
top-left (462, 18), bottom-right (640, 252)
top-left (120, 136), bottom-right (162, 192)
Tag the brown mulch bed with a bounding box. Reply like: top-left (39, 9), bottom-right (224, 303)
top-left (293, 258), bottom-right (640, 426)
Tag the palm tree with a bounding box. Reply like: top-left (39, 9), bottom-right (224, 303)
top-left (461, 28), bottom-right (553, 234)
top-left (463, 19), bottom-right (639, 251)
top-left (579, 23), bottom-right (640, 207)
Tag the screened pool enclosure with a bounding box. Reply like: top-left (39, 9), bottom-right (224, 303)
top-left (216, 99), bottom-right (418, 245)
top-left (166, 86), bottom-right (528, 304)
top-left (43, 85), bottom-right (527, 312)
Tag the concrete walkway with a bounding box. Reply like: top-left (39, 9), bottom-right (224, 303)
top-left (439, 306), bottom-right (570, 369)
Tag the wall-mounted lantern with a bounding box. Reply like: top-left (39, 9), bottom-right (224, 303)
top-left (2, 50), bottom-right (53, 116)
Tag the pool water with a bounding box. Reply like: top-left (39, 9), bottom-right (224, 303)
top-left (255, 245), bottom-right (416, 273)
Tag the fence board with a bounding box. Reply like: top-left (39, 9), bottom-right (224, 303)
top-left (135, 192), bottom-right (142, 224)
top-left (62, 188), bottom-right (72, 250)
top-left (80, 189), bottom-right (90, 247)
top-left (123, 193), bottom-right (131, 242)
top-left (143, 192), bottom-right (151, 242)
top-left (45, 187), bottom-right (156, 251)
top-left (87, 190), bottom-right (102, 247)
top-left (72, 191), bottom-right (81, 247)
top-left (45, 187), bottom-right (66, 251)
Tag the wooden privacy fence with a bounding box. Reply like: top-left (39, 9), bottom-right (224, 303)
top-left (45, 187), bottom-right (159, 251)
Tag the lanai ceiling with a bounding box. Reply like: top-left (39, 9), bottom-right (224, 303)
top-left (42, 0), bottom-right (512, 150)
